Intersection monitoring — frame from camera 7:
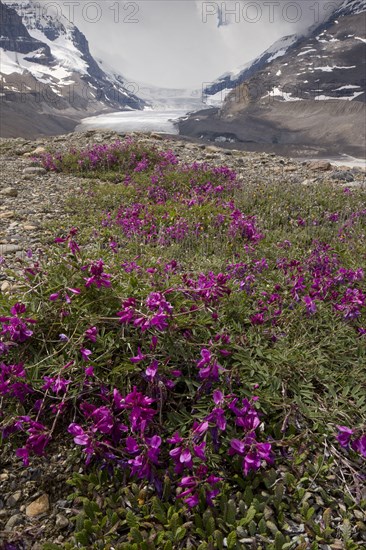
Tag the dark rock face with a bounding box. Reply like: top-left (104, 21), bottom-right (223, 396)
top-left (0, 0), bottom-right (146, 136)
top-left (181, 2), bottom-right (366, 157)
top-left (204, 1), bottom-right (366, 103)
top-left (0, 2), bottom-right (52, 59)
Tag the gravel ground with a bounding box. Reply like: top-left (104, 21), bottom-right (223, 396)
top-left (0, 130), bottom-right (365, 549)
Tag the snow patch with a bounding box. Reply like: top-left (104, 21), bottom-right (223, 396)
top-left (267, 49), bottom-right (287, 62)
top-left (0, 49), bottom-right (24, 75)
top-left (298, 49), bottom-right (317, 56)
top-left (315, 91), bottom-right (364, 100)
top-left (266, 86), bottom-right (302, 102)
top-left (335, 85), bottom-right (361, 90)
top-left (314, 65), bottom-right (357, 72)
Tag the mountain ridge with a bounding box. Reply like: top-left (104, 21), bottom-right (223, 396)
top-left (179, 0), bottom-right (366, 158)
top-left (0, 0), bottom-right (145, 137)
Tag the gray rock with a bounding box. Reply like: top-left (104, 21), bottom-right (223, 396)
top-left (22, 167), bottom-right (47, 175)
top-left (0, 211), bottom-right (15, 219)
top-left (331, 170), bottom-right (354, 182)
top-left (6, 490), bottom-right (22, 507)
top-left (5, 513), bottom-right (24, 531)
top-left (55, 513), bottom-right (69, 529)
top-left (0, 187), bottom-right (18, 197)
top-left (307, 160), bottom-right (332, 171)
top-left (26, 493), bottom-right (50, 517)
top-left (0, 244), bottom-right (21, 254)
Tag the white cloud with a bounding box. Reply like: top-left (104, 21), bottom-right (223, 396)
top-left (21, 1), bottom-right (342, 89)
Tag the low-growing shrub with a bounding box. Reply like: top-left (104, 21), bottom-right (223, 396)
top-left (1, 138), bottom-right (365, 548)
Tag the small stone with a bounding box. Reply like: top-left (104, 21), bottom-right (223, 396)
top-left (284, 166), bottom-right (297, 172)
top-left (5, 513), bottom-right (24, 531)
top-left (31, 146), bottom-right (47, 155)
top-left (0, 472), bottom-right (9, 481)
top-left (307, 160), bottom-right (331, 171)
top-left (22, 167), bottom-right (47, 175)
top-left (26, 494), bottom-right (50, 517)
top-left (23, 225), bottom-right (38, 231)
top-left (0, 244), bottom-right (21, 254)
top-left (55, 513), bottom-right (69, 529)
top-left (0, 187), bottom-right (18, 197)
top-left (6, 490), bottom-right (22, 507)
top-left (331, 170), bottom-right (354, 182)
top-left (0, 211), bottom-right (15, 219)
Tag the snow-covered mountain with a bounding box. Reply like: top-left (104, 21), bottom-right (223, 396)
top-left (0, 0), bottom-right (145, 137)
top-left (179, 0), bottom-right (366, 157)
top-left (335, 0), bottom-right (366, 15)
top-left (204, 0), bottom-right (365, 104)
top-left (203, 34), bottom-right (299, 103)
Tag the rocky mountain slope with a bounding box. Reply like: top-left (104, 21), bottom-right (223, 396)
top-left (0, 1), bottom-right (145, 137)
top-left (181, 0), bottom-right (366, 157)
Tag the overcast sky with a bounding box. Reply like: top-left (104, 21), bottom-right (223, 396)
top-left (62, 1), bottom-right (341, 88)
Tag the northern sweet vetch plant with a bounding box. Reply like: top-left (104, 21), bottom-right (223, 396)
top-left (1, 139), bottom-right (365, 527)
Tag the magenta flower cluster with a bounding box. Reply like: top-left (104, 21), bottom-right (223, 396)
top-left (2, 137), bottom-right (365, 518)
top-left (336, 426), bottom-right (366, 457)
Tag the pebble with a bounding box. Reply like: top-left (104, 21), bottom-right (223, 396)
top-left (6, 490), bottom-right (22, 507)
top-left (55, 513), bottom-right (69, 529)
top-left (5, 513), bottom-right (24, 531)
top-left (331, 170), bottom-right (355, 182)
top-left (26, 494), bottom-right (50, 517)
top-left (0, 244), bottom-right (21, 254)
top-left (23, 224), bottom-right (38, 230)
top-left (307, 160), bottom-right (332, 171)
top-left (0, 187), bottom-right (18, 197)
top-left (22, 167), bottom-right (47, 175)
top-left (32, 146), bottom-right (47, 155)
top-left (0, 211), bottom-right (15, 219)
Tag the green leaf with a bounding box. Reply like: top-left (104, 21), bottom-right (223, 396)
top-left (248, 520), bottom-right (257, 536)
top-left (151, 497), bottom-right (167, 524)
top-left (169, 512), bottom-right (181, 531)
top-left (258, 518), bottom-right (267, 534)
top-left (75, 530), bottom-right (90, 546)
top-left (274, 531), bottom-right (286, 550)
top-left (130, 526), bottom-right (143, 543)
top-left (205, 516), bottom-right (215, 536)
top-left (83, 499), bottom-right (99, 520)
top-left (226, 499), bottom-right (237, 525)
top-left (243, 485), bottom-right (253, 506)
top-left (175, 526), bottom-right (187, 541)
top-left (227, 530), bottom-right (237, 550)
top-left (306, 507), bottom-right (316, 521)
top-left (194, 513), bottom-right (203, 529)
top-left (126, 510), bottom-right (139, 529)
top-left (240, 505), bottom-right (256, 526)
top-left (214, 529), bottom-right (224, 549)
